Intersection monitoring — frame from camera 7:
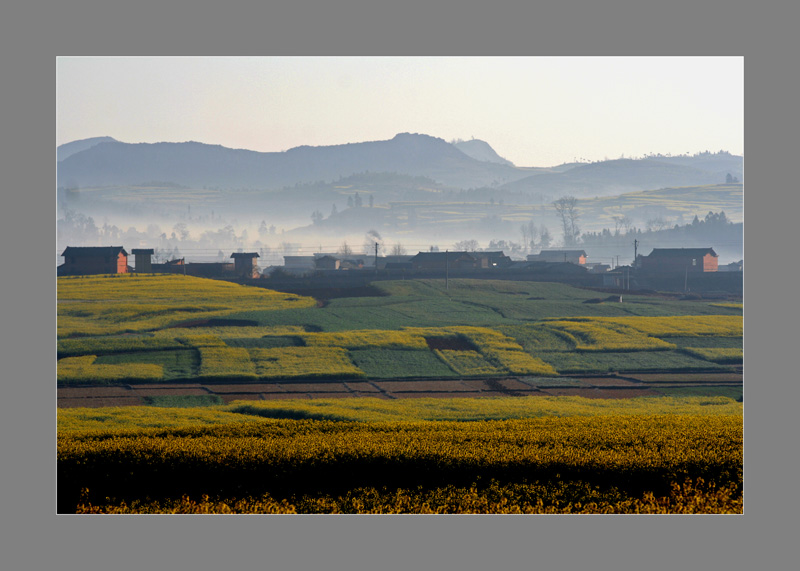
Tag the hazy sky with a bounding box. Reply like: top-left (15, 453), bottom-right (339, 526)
top-left (57, 56), bottom-right (742, 167)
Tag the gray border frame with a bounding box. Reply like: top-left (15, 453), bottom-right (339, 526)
top-left (4, 0), bottom-right (793, 569)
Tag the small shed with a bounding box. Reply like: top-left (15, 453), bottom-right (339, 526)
top-left (231, 252), bottom-right (260, 275)
top-left (131, 248), bottom-right (155, 273)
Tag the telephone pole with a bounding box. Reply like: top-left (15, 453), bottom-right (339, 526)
top-left (375, 242), bottom-right (378, 277)
top-left (633, 239), bottom-right (639, 264)
top-left (445, 250), bottom-right (449, 290)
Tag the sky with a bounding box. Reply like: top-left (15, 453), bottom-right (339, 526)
top-left (57, 56), bottom-right (743, 167)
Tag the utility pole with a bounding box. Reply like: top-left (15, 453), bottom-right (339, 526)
top-left (375, 242), bottom-right (378, 277)
top-left (445, 249), bottom-right (449, 290)
top-left (633, 239), bottom-right (639, 265)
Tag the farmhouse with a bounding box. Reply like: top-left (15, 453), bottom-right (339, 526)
top-left (409, 251), bottom-right (478, 271)
top-left (59, 246), bottom-right (129, 275)
top-left (184, 262), bottom-right (234, 277)
top-left (640, 248), bottom-right (719, 275)
top-left (231, 252), bottom-right (260, 277)
top-left (152, 258), bottom-right (185, 273)
top-left (527, 250), bottom-right (587, 265)
top-left (314, 255), bottom-right (340, 270)
top-left (472, 251), bottom-right (513, 268)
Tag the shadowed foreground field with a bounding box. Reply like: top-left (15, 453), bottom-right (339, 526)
top-left (58, 396), bottom-right (742, 514)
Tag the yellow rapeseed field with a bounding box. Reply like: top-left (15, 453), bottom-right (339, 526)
top-left (57, 274), bottom-right (315, 337)
top-left (543, 320), bottom-right (676, 351)
top-left (248, 346), bottom-right (365, 379)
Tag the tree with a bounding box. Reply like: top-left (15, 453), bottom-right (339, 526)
top-left (311, 210), bottom-right (323, 224)
top-left (339, 241), bottom-right (353, 257)
top-left (330, 204), bottom-right (338, 217)
top-left (453, 239), bottom-right (479, 252)
top-left (173, 222), bottom-right (189, 241)
top-left (539, 226), bottom-right (552, 249)
top-left (520, 220), bottom-right (538, 253)
top-left (646, 216), bottom-right (668, 232)
top-left (354, 192), bottom-right (363, 208)
top-left (390, 243), bottom-right (406, 256)
top-left (347, 196), bottom-right (354, 208)
top-left (553, 196), bottom-right (580, 246)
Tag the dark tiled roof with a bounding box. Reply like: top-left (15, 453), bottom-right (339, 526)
top-left (131, 248), bottom-right (155, 254)
top-left (646, 248), bottom-right (718, 257)
top-left (409, 251), bottom-right (476, 261)
top-left (230, 252), bottom-right (260, 258)
top-left (532, 250), bottom-right (587, 257)
top-left (61, 246), bottom-right (128, 257)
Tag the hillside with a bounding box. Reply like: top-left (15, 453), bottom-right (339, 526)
top-left (56, 133), bottom-right (528, 190)
top-left (452, 139), bottom-right (515, 166)
top-left (501, 156), bottom-right (742, 198)
top-left (56, 136), bottom-right (117, 162)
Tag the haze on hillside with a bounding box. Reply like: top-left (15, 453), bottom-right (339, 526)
top-left (56, 57), bottom-right (742, 266)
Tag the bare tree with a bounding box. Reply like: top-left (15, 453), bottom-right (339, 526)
top-left (173, 222), bottom-right (190, 241)
top-left (520, 220), bottom-right (538, 253)
top-left (453, 239), bottom-right (480, 252)
top-left (390, 243), bottom-right (407, 256)
top-left (646, 216), bottom-right (668, 232)
top-left (553, 196), bottom-right (580, 246)
top-left (339, 241), bottom-right (353, 257)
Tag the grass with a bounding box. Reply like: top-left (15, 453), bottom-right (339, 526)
top-left (537, 350), bottom-right (733, 374)
top-left (665, 336), bottom-right (743, 348)
top-left (57, 278), bottom-right (744, 385)
top-left (142, 395), bottom-right (224, 408)
top-left (651, 386), bottom-right (743, 401)
top-left (680, 347), bottom-right (743, 364)
top-left (349, 349), bottom-right (458, 379)
top-left (94, 350), bottom-right (198, 381)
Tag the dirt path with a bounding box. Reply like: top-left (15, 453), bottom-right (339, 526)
top-left (57, 372), bottom-right (743, 408)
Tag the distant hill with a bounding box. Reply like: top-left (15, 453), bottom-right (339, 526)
top-left (56, 133), bottom-right (528, 190)
top-left (500, 156), bottom-right (742, 197)
top-left (452, 139), bottom-right (515, 166)
top-left (57, 136), bottom-right (117, 162)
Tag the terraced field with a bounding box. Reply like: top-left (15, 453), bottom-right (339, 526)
top-left (57, 276), bottom-right (742, 400)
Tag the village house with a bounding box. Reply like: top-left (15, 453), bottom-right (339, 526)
top-left (59, 246), bottom-right (129, 275)
top-left (527, 250), bottom-right (587, 265)
top-left (408, 251), bottom-right (479, 271)
top-left (314, 255), bottom-right (340, 270)
top-left (471, 251), bottom-right (513, 268)
top-left (640, 248), bottom-right (719, 275)
top-left (231, 252), bottom-right (261, 277)
top-left (151, 258), bottom-right (185, 273)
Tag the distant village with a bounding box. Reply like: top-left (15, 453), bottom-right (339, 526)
top-left (58, 244), bottom-right (743, 295)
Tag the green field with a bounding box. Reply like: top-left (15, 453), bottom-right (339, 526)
top-left (57, 276), bottom-right (742, 384)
